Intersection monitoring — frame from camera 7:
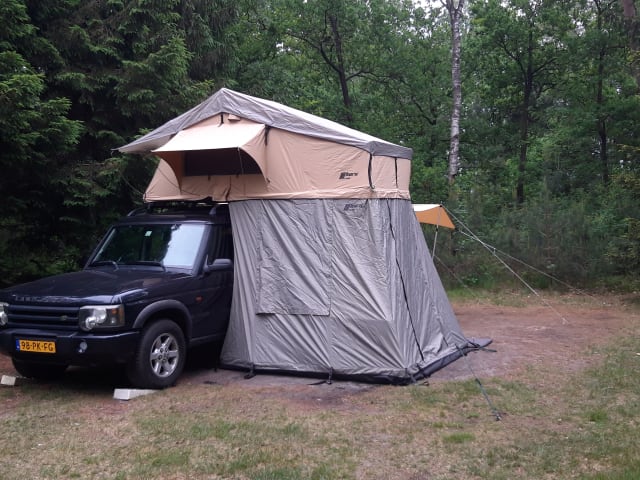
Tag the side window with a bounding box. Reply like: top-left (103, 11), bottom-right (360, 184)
top-left (161, 224), bottom-right (206, 268)
top-left (206, 225), bottom-right (234, 264)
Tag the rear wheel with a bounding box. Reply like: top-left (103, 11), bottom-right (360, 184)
top-left (126, 319), bottom-right (186, 389)
top-left (12, 358), bottom-right (67, 380)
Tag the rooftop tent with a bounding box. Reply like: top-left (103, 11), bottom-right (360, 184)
top-left (120, 88), bottom-right (412, 201)
top-left (118, 88), bottom-right (489, 383)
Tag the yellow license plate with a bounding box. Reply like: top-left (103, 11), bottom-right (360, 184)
top-left (16, 339), bottom-right (56, 354)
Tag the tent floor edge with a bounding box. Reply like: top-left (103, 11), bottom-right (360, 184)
top-left (415, 337), bottom-right (493, 380)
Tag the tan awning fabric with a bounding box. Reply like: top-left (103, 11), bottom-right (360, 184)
top-left (153, 116), bottom-right (266, 153)
top-left (413, 204), bottom-right (455, 229)
top-left (151, 116), bottom-right (268, 182)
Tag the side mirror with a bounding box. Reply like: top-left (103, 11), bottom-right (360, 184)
top-left (203, 258), bottom-right (233, 274)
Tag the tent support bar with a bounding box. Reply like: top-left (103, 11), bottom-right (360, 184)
top-left (368, 154), bottom-right (375, 189)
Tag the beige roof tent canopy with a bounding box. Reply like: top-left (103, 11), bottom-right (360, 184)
top-left (117, 88), bottom-right (489, 384)
top-left (119, 88), bottom-right (413, 202)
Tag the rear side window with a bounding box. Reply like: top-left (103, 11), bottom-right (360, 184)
top-left (206, 225), bottom-right (234, 263)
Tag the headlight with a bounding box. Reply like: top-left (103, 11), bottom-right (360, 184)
top-left (78, 305), bottom-right (125, 331)
top-left (0, 302), bottom-right (8, 327)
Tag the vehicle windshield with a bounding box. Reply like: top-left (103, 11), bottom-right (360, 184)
top-left (91, 223), bottom-right (206, 270)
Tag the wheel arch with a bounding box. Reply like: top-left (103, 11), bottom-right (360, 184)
top-left (132, 300), bottom-right (192, 341)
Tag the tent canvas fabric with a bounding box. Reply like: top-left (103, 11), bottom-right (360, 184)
top-left (118, 88), bottom-right (488, 384)
top-left (224, 198), bottom-right (477, 382)
top-left (133, 112), bottom-right (412, 201)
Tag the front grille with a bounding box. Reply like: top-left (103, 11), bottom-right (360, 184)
top-left (7, 304), bottom-right (79, 328)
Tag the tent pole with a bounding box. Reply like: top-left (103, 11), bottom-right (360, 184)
top-left (431, 204), bottom-right (445, 259)
top-left (432, 225), bottom-right (439, 259)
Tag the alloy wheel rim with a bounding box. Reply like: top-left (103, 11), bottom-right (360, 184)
top-left (149, 333), bottom-right (179, 378)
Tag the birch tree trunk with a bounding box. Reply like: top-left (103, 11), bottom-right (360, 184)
top-left (445, 0), bottom-right (464, 184)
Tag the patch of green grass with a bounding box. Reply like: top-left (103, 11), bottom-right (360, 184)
top-left (446, 287), bottom-right (537, 307)
top-left (587, 461), bottom-right (640, 480)
top-left (146, 449), bottom-right (190, 468)
top-left (409, 378), bottom-right (484, 406)
top-left (251, 466), bottom-right (304, 480)
top-left (0, 299), bottom-right (638, 480)
top-left (442, 432), bottom-right (475, 444)
top-left (445, 287), bottom-right (486, 303)
top-left (126, 404), bottom-right (353, 479)
top-left (189, 418), bottom-right (234, 439)
top-left (586, 408), bottom-right (608, 424)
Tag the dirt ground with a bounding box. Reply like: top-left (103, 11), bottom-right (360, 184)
top-left (1, 293), bottom-right (638, 404)
top-left (431, 296), bottom-right (637, 381)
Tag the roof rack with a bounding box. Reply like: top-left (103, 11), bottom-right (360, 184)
top-left (127, 198), bottom-right (227, 217)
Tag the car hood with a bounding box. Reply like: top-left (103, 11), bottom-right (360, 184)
top-left (0, 268), bottom-right (190, 305)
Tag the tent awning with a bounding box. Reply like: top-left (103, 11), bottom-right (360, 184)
top-left (413, 204), bottom-right (455, 229)
top-left (153, 116), bottom-right (266, 153)
top-left (151, 116), bottom-right (267, 178)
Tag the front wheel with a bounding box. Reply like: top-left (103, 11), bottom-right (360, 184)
top-left (12, 358), bottom-right (67, 380)
top-left (126, 319), bottom-right (186, 389)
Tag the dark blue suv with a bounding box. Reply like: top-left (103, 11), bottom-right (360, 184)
top-left (0, 202), bottom-right (234, 388)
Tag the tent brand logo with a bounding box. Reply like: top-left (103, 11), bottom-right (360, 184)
top-left (339, 172), bottom-right (358, 180)
top-left (343, 203), bottom-right (365, 212)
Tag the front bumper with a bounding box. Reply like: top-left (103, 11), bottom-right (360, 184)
top-left (0, 328), bottom-right (140, 366)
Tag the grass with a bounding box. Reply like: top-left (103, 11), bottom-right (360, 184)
top-left (1, 297), bottom-right (638, 479)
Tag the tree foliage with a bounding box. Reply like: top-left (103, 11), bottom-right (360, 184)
top-left (0, 0), bottom-right (638, 288)
top-left (0, 0), bottom-right (239, 285)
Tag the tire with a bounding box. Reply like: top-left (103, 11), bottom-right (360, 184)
top-left (12, 358), bottom-right (67, 380)
top-left (126, 319), bottom-right (186, 389)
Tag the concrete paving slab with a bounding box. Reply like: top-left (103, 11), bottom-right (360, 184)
top-left (113, 388), bottom-right (157, 400)
top-left (1, 375), bottom-right (18, 386)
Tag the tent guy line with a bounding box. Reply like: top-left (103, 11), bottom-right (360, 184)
top-left (442, 206), bottom-right (572, 325)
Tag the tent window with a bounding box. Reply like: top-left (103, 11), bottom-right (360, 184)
top-left (256, 201), bottom-right (331, 316)
top-left (184, 149), bottom-right (262, 176)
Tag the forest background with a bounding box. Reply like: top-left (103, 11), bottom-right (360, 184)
top-left (1, 0), bottom-right (638, 291)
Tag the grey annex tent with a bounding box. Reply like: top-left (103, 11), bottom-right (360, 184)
top-left (118, 88), bottom-right (489, 384)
